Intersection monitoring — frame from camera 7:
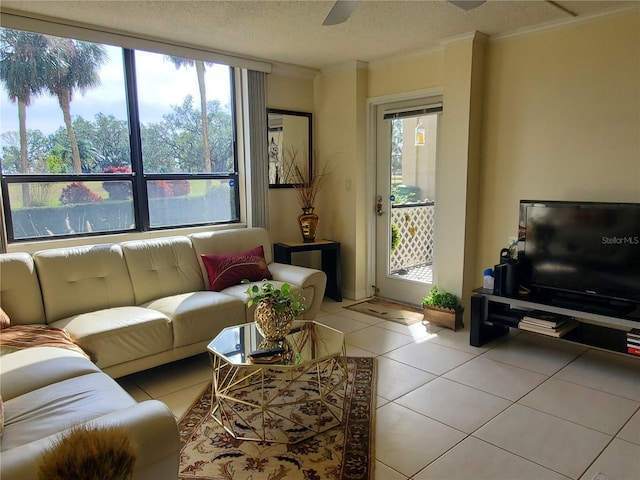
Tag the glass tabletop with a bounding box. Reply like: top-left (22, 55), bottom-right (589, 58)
top-left (207, 320), bottom-right (344, 367)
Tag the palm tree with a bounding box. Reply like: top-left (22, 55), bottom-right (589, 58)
top-left (166, 56), bottom-right (212, 173)
top-left (44, 37), bottom-right (106, 173)
top-left (0, 28), bottom-right (51, 206)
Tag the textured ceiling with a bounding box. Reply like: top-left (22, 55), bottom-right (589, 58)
top-left (1, 1), bottom-right (636, 70)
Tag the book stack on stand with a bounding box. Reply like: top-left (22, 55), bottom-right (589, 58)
top-left (627, 329), bottom-right (640, 356)
top-left (518, 310), bottom-right (578, 338)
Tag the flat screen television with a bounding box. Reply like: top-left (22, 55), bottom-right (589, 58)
top-left (518, 200), bottom-right (640, 312)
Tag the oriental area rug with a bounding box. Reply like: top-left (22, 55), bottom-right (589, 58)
top-left (345, 297), bottom-right (424, 326)
top-left (177, 357), bottom-right (376, 480)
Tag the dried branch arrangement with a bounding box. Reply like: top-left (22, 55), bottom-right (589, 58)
top-left (287, 149), bottom-right (330, 209)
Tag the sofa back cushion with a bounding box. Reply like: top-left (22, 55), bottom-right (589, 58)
top-left (0, 253), bottom-right (46, 325)
top-left (33, 244), bottom-right (135, 323)
top-left (190, 227), bottom-right (274, 283)
top-left (121, 236), bottom-right (204, 305)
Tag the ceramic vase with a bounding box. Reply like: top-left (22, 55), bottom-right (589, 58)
top-left (298, 207), bottom-right (319, 243)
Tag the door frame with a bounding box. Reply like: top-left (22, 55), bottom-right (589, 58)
top-left (365, 87), bottom-right (443, 299)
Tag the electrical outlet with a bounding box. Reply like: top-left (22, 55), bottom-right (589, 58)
top-left (345, 179), bottom-right (352, 191)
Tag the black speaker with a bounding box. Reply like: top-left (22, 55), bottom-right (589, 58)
top-left (494, 261), bottom-right (519, 297)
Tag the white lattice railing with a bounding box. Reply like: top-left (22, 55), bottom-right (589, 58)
top-left (390, 202), bottom-right (435, 273)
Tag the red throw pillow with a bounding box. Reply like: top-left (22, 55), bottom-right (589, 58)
top-left (201, 246), bottom-right (272, 291)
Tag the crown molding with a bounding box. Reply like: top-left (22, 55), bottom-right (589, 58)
top-left (369, 44), bottom-right (443, 69)
top-left (321, 59), bottom-right (369, 75)
top-left (491, 4), bottom-right (640, 44)
top-left (270, 63), bottom-right (320, 81)
top-left (439, 31), bottom-right (488, 47)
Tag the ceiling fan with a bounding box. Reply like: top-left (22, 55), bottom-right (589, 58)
top-left (322, 0), bottom-right (487, 26)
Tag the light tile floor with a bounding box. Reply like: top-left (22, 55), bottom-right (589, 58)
top-left (118, 298), bottom-right (640, 480)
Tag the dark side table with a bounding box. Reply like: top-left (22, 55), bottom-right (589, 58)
top-left (273, 240), bottom-right (342, 302)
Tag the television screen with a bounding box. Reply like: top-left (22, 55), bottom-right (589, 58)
top-left (519, 201), bottom-right (640, 305)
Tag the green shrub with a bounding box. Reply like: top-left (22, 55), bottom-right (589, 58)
top-left (391, 224), bottom-right (401, 253)
top-left (102, 166), bottom-right (132, 200)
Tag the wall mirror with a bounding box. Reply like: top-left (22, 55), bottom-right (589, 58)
top-left (267, 109), bottom-right (312, 188)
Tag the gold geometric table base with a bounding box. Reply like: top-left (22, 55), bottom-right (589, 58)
top-left (210, 353), bottom-right (348, 444)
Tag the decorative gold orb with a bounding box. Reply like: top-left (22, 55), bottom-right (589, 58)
top-left (254, 302), bottom-right (295, 341)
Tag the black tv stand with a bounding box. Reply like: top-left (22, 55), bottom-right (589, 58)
top-left (524, 288), bottom-right (640, 319)
top-left (548, 296), bottom-right (636, 317)
top-left (470, 288), bottom-right (639, 357)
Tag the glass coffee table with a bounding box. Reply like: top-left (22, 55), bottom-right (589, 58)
top-left (207, 320), bottom-right (347, 444)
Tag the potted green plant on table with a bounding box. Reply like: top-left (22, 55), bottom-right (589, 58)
top-left (421, 286), bottom-right (464, 331)
top-left (244, 280), bottom-right (305, 341)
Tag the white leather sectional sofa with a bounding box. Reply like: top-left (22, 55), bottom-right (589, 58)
top-left (0, 227), bottom-right (327, 480)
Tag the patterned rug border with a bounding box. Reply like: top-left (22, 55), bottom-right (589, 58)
top-left (177, 356), bottom-right (377, 480)
top-left (345, 297), bottom-right (424, 326)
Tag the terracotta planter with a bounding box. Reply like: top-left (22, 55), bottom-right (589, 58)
top-left (423, 305), bottom-right (464, 331)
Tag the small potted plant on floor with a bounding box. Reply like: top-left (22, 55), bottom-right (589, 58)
top-left (421, 286), bottom-right (464, 331)
top-left (244, 280), bottom-right (305, 341)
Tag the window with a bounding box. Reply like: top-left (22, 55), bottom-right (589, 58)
top-left (0, 27), bottom-right (239, 242)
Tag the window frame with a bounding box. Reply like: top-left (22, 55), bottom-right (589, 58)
top-left (0, 26), bottom-right (243, 243)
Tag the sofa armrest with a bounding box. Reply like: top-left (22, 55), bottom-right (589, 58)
top-left (0, 400), bottom-right (179, 480)
top-left (268, 262), bottom-right (327, 319)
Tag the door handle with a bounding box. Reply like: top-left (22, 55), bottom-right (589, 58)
top-left (376, 195), bottom-right (385, 216)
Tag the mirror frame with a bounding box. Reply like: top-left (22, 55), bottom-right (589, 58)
top-left (267, 108), bottom-right (313, 188)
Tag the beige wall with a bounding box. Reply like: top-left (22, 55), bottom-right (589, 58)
top-left (267, 9), bottom-right (639, 307)
top-left (477, 11), bottom-right (640, 282)
top-left (437, 34), bottom-right (486, 310)
top-left (266, 69), bottom-right (316, 245)
top-left (5, 9), bottom-right (637, 308)
top-left (313, 62), bottom-right (369, 299)
top-left (324, 36), bottom-right (486, 304)
top-left (368, 50), bottom-right (444, 97)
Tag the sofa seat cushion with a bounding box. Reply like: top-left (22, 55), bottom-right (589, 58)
top-left (49, 307), bottom-right (173, 369)
top-left (0, 347), bottom-right (101, 401)
top-left (1, 372), bottom-right (136, 451)
top-left (143, 292), bottom-right (246, 348)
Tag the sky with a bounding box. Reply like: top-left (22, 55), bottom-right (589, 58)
top-left (0, 43), bottom-right (232, 150)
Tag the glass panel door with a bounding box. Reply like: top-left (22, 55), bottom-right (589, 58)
top-left (375, 100), bottom-right (440, 305)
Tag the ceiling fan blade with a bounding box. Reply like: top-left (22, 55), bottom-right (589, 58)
top-left (448, 0), bottom-right (486, 11)
top-left (322, 0), bottom-right (358, 26)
